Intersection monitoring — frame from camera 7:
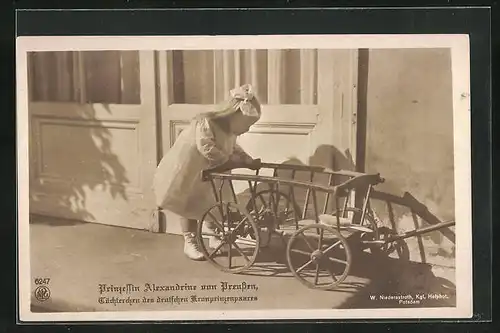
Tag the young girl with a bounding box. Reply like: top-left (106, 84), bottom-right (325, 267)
top-left (153, 84), bottom-right (261, 260)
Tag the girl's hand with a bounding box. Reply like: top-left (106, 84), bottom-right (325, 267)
top-left (230, 153), bottom-right (253, 164)
top-left (248, 158), bottom-right (262, 170)
top-left (229, 154), bottom-right (260, 169)
top-left (229, 154), bottom-right (243, 164)
top-left (242, 155), bottom-right (255, 165)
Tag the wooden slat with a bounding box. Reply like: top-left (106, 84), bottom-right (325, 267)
top-left (27, 53), bottom-right (35, 101)
top-left (159, 51), bottom-right (174, 106)
top-left (267, 50), bottom-right (284, 104)
top-left (201, 50), bottom-right (215, 104)
top-left (120, 51), bottom-right (141, 104)
top-left (181, 50), bottom-right (217, 104)
top-left (56, 52), bottom-right (71, 101)
top-left (138, 51), bottom-right (156, 110)
top-left (157, 50), bottom-right (176, 159)
top-left (223, 50), bottom-right (233, 99)
top-left (72, 52), bottom-right (83, 103)
top-left (250, 49), bottom-right (259, 95)
top-left (40, 52), bottom-right (52, 101)
top-left (78, 52), bottom-right (87, 103)
top-left (300, 49), bottom-right (317, 105)
top-left (213, 50), bottom-right (224, 103)
top-left (104, 51), bottom-right (123, 104)
top-left (234, 49), bottom-right (241, 87)
top-left (283, 50), bottom-right (301, 104)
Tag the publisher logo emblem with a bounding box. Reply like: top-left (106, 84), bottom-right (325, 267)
top-left (34, 286), bottom-right (51, 302)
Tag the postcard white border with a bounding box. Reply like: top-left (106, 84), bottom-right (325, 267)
top-left (17, 34), bottom-right (472, 322)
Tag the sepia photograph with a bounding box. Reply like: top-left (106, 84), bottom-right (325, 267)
top-left (16, 35), bottom-right (472, 321)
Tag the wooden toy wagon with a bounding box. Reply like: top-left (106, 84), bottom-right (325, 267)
top-left (197, 160), bottom-right (455, 291)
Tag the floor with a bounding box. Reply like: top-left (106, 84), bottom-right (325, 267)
top-left (27, 215), bottom-right (457, 314)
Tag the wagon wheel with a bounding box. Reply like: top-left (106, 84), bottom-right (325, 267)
top-left (286, 223), bottom-right (352, 290)
top-left (245, 190), bottom-right (299, 248)
top-left (197, 202), bottom-right (260, 273)
top-left (330, 207), bottom-right (381, 253)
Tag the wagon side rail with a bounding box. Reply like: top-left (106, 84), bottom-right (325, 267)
top-left (204, 171), bottom-right (339, 194)
top-left (256, 162), bottom-right (382, 180)
top-left (201, 160), bottom-right (385, 187)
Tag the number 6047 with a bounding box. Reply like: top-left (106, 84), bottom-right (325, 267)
top-left (34, 278), bottom-right (50, 285)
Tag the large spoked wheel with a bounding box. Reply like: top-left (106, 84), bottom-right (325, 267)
top-left (331, 207), bottom-right (381, 253)
top-left (245, 190), bottom-right (299, 248)
top-left (196, 202), bottom-right (260, 273)
top-left (286, 223), bottom-right (352, 290)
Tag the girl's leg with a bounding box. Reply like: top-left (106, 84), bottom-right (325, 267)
top-left (180, 217), bottom-right (204, 261)
top-left (188, 218), bottom-right (222, 249)
top-left (203, 218), bottom-right (223, 249)
top-left (180, 218), bottom-right (197, 233)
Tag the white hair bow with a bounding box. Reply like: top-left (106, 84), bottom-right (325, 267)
top-left (230, 84), bottom-right (260, 118)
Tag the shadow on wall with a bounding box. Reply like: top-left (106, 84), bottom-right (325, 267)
top-left (355, 48), bottom-right (456, 266)
top-left (30, 104), bottom-right (130, 224)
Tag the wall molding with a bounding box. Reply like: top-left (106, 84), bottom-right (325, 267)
top-left (32, 173), bottom-right (143, 195)
top-left (32, 114), bottom-right (140, 129)
top-left (31, 116), bottom-right (141, 189)
top-left (168, 119), bottom-right (316, 147)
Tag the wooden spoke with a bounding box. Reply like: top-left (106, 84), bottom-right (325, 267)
top-left (200, 232), bottom-right (220, 238)
top-left (317, 227), bottom-right (324, 250)
top-left (232, 242), bottom-right (251, 264)
top-left (208, 240), bottom-right (227, 258)
top-left (227, 241), bottom-right (232, 269)
top-left (314, 264), bottom-right (320, 285)
top-left (290, 248), bottom-right (312, 256)
top-left (325, 265), bottom-right (338, 282)
top-left (232, 215), bottom-right (250, 233)
top-left (298, 233), bottom-right (316, 252)
top-left (321, 240), bottom-right (342, 255)
top-left (328, 256), bottom-right (348, 265)
top-left (296, 259), bottom-right (315, 273)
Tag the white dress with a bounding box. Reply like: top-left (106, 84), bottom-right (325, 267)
top-left (152, 116), bottom-right (248, 220)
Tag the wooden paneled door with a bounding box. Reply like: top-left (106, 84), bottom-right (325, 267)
top-left (28, 51), bottom-right (159, 230)
top-left (157, 48), bottom-right (359, 235)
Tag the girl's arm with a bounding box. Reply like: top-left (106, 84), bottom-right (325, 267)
top-left (231, 143), bottom-right (254, 164)
top-left (195, 118), bottom-right (231, 167)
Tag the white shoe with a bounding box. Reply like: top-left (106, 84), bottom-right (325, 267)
top-left (183, 233), bottom-right (205, 261)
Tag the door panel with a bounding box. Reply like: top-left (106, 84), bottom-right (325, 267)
top-left (157, 48), bottom-right (359, 234)
top-left (29, 51), bottom-right (158, 230)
